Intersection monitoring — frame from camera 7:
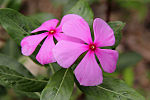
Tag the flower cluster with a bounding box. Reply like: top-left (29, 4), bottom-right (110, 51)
top-left (21, 14), bottom-right (118, 86)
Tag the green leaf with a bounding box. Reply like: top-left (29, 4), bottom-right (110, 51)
top-left (0, 9), bottom-right (56, 45)
top-left (0, 39), bottom-right (21, 59)
top-left (85, 0), bottom-right (99, 4)
top-left (14, 90), bottom-right (40, 99)
top-left (108, 21), bottom-right (125, 49)
top-left (0, 53), bottom-right (47, 92)
top-left (0, 0), bottom-right (22, 10)
top-left (41, 68), bottom-right (74, 100)
top-left (51, 63), bottom-right (61, 72)
top-left (6, 0), bottom-right (22, 11)
top-left (70, 87), bottom-right (82, 100)
top-left (117, 52), bottom-right (142, 71)
top-left (123, 67), bottom-right (134, 87)
top-left (48, 63), bottom-right (61, 75)
top-left (51, 0), bottom-right (98, 15)
top-left (67, 0), bottom-right (94, 27)
top-left (0, 8), bottom-right (38, 44)
top-left (0, 0), bottom-right (9, 7)
top-left (0, 65), bottom-right (47, 92)
top-left (50, 0), bottom-right (76, 6)
top-left (51, 0), bottom-right (97, 6)
top-left (0, 8), bottom-right (56, 65)
top-left (0, 53), bottom-right (33, 78)
top-left (86, 95), bottom-right (101, 100)
top-left (76, 76), bottom-right (145, 100)
top-left (29, 13), bottom-right (55, 25)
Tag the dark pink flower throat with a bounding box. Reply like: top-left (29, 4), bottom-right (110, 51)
top-left (49, 29), bottom-right (56, 34)
top-left (89, 43), bottom-right (97, 51)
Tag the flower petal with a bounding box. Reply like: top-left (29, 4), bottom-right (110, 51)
top-left (31, 19), bottom-right (59, 33)
top-left (53, 41), bottom-right (88, 68)
top-left (54, 33), bottom-right (85, 43)
top-left (62, 18), bottom-right (92, 43)
top-left (36, 35), bottom-right (56, 65)
top-left (95, 48), bottom-right (119, 73)
top-left (21, 33), bottom-right (48, 56)
top-left (93, 18), bottom-right (115, 47)
top-left (58, 14), bottom-right (82, 29)
top-left (75, 51), bottom-right (103, 86)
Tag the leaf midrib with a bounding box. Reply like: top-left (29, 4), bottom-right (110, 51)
top-left (0, 71), bottom-right (48, 83)
top-left (113, 25), bottom-right (122, 33)
top-left (97, 86), bottom-right (131, 99)
top-left (53, 69), bottom-right (69, 100)
top-left (5, 15), bottom-right (30, 35)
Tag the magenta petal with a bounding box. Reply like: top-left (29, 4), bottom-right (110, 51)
top-left (21, 33), bottom-right (48, 56)
top-left (62, 18), bottom-right (92, 43)
top-left (54, 33), bottom-right (85, 43)
top-left (31, 19), bottom-right (59, 33)
top-left (53, 32), bottom-right (65, 41)
top-left (93, 18), bottom-right (115, 47)
top-left (36, 35), bottom-right (56, 65)
top-left (75, 51), bottom-right (103, 86)
top-left (53, 41), bottom-right (88, 68)
top-left (58, 14), bottom-right (82, 29)
top-left (95, 48), bottom-right (119, 73)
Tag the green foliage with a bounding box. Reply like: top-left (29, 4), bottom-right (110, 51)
top-left (14, 90), bottom-right (40, 99)
top-left (123, 67), bottom-right (134, 87)
top-left (0, 65), bottom-right (47, 92)
top-left (85, 0), bottom-right (99, 5)
top-left (0, 9), bottom-right (55, 45)
top-left (0, 53), bottom-right (33, 77)
top-left (29, 13), bottom-right (56, 25)
top-left (41, 68), bottom-right (74, 100)
top-left (0, 3), bottom-right (145, 100)
top-left (50, 0), bottom-right (76, 6)
top-left (0, 8), bottom-right (38, 44)
top-left (51, 0), bottom-right (98, 6)
top-left (51, 0), bottom-right (98, 15)
top-left (67, 0), bottom-right (94, 27)
top-left (0, 8), bottom-right (55, 64)
top-left (117, 52), bottom-right (142, 71)
top-left (0, 0), bottom-right (22, 10)
top-left (0, 54), bottom-right (47, 92)
top-left (76, 76), bottom-right (145, 100)
top-left (108, 21), bottom-right (125, 49)
top-left (49, 63), bottom-right (61, 75)
top-left (0, 39), bottom-right (21, 59)
top-left (70, 87), bottom-right (82, 100)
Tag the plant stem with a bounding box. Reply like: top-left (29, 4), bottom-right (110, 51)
top-left (49, 63), bottom-right (55, 74)
top-left (35, 92), bottom-right (41, 97)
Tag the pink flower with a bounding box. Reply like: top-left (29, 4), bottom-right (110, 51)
top-left (21, 14), bottom-right (82, 65)
top-left (53, 17), bottom-right (119, 86)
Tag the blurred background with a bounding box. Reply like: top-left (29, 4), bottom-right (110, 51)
top-left (0, 0), bottom-right (150, 100)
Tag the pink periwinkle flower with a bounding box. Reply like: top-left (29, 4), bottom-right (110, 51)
top-left (21, 14), bottom-right (82, 65)
top-left (53, 17), bottom-right (119, 86)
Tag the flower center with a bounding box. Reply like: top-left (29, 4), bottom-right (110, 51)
top-left (49, 29), bottom-right (56, 34)
top-left (89, 44), bottom-right (97, 51)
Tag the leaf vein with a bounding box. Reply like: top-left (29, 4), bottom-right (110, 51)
top-left (97, 86), bottom-right (130, 99)
top-left (53, 69), bottom-right (69, 100)
top-left (0, 72), bottom-right (48, 83)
